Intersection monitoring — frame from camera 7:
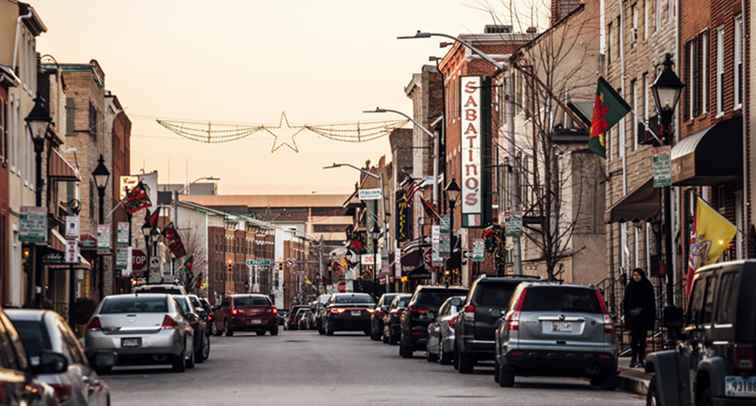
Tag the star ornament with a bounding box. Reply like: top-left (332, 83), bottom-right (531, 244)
top-left (263, 112), bottom-right (305, 153)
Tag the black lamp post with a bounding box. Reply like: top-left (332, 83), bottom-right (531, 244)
top-left (92, 155), bottom-right (110, 300)
top-left (445, 178), bottom-right (460, 285)
top-left (370, 222), bottom-right (381, 296)
top-left (651, 53), bottom-right (685, 314)
top-left (25, 96), bottom-right (52, 308)
top-left (141, 210), bottom-right (154, 283)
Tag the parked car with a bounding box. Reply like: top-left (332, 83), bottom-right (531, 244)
top-left (277, 309), bottom-right (288, 326)
top-left (132, 283), bottom-right (186, 295)
top-left (85, 293), bottom-right (196, 373)
top-left (399, 286), bottom-right (468, 358)
top-left (454, 276), bottom-right (538, 373)
top-left (322, 293), bottom-right (376, 336)
top-left (172, 295), bottom-right (210, 363)
top-left (494, 282), bottom-right (617, 389)
top-left (8, 309), bottom-right (111, 406)
top-left (426, 296), bottom-right (465, 365)
top-left (296, 309), bottom-right (313, 330)
top-left (285, 305), bottom-right (310, 331)
top-left (646, 260), bottom-right (756, 406)
top-left (370, 293), bottom-right (400, 341)
top-left (213, 294), bottom-right (279, 336)
top-left (382, 294), bottom-right (411, 345)
top-left (0, 309), bottom-right (64, 405)
top-left (313, 295), bottom-right (331, 332)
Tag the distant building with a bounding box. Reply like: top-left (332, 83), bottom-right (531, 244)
top-left (160, 182), bottom-right (218, 196)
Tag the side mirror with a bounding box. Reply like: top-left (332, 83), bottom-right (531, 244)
top-left (500, 309), bottom-right (508, 316)
top-left (32, 351), bottom-right (69, 375)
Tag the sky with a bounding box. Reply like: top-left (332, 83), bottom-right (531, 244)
top-left (34, 0), bottom-right (534, 195)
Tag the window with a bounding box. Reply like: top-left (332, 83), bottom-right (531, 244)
top-left (684, 32), bottom-right (707, 120)
top-left (701, 276), bottom-right (716, 325)
top-left (521, 287), bottom-right (602, 313)
top-left (655, 0), bottom-right (662, 30)
top-left (716, 26), bottom-right (725, 115)
top-left (88, 102), bottom-right (97, 135)
top-left (607, 22), bottom-right (613, 64)
top-left (631, 3), bottom-right (639, 47)
top-left (631, 79), bottom-right (637, 150)
top-left (101, 296), bottom-right (169, 314)
top-left (734, 14), bottom-right (743, 109)
top-left (89, 180), bottom-right (95, 220)
top-left (715, 271), bottom-right (738, 324)
top-left (0, 96), bottom-right (6, 161)
top-left (688, 277), bottom-right (706, 325)
top-left (642, 73), bottom-right (649, 122)
top-left (644, 0), bottom-right (650, 38)
top-left (66, 97), bottom-right (75, 134)
top-left (618, 88), bottom-right (625, 157)
top-left (701, 31), bottom-right (708, 115)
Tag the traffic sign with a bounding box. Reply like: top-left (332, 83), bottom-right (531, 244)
top-left (131, 249), bottom-right (147, 271)
top-left (358, 188), bottom-right (382, 200)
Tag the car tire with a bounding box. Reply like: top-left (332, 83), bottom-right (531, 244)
top-left (186, 341), bottom-right (196, 369)
top-left (270, 326), bottom-right (279, 336)
top-left (172, 351), bottom-right (186, 373)
top-left (364, 329), bottom-right (371, 336)
top-left (457, 349), bottom-right (474, 374)
top-left (591, 371), bottom-right (618, 391)
top-left (498, 364), bottom-right (515, 388)
top-left (225, 322), bottom-right (234, 337)
top-left (213, 322), bottom-right (223, 337)
top-left (696, 384), bottom-right (713, 406)
top-left (256, 330), bottom-right (266, 336)
top-left (426, 349), bottom-right (438, 363)
top-left (325, 321), bottom-right (334, 336)
top-left (646, 376), bottom-right (659, 406)
top-left (399, 335), bottom-right (413, 359)
top-left (201, 336), bottom-right (210, 362)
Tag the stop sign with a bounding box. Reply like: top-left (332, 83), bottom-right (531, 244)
top-left (132, 249), bottom-right (147, 271)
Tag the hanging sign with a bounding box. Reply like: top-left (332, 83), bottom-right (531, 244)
top-left (119, 176), bottom-right (139, 200)
top-left (505, 215), bottom-right (523, 237)
top-left (358, 188), bottom-right (383, 201)
top-left (472, 239), bottom-right (485, 262)
top-left (65, 216), bottom-right (80, 238)
top-left (20, 207), bottom-right (47, 244)
top-left (65, 239), bottom-right (79, 263)
top-left (431, 225), bottom-right (442, 265)
top-left (460, 76), bottom-right (491, 228)
top-left (117, 222), bottom-right (130, 244)
top-left (652, 146), bottom-right (672, 188)
top-left (439, 215), bottom-right (450, 257)
top-left (96, 224), bottom-right (111, 253)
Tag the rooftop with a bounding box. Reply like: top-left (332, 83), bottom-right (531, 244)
top-left (180, 194), bottom-right (350, 209)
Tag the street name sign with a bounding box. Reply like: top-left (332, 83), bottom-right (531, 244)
top-left (652, 146), bottom-right (672, 188)
top-left (20, 207), bottom-right (47, 244)
top-left (358, 188), bottom-right (382, 201)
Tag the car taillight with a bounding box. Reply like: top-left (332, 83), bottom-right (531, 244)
top-left (329, 308), bottom-right (345, 315)
top-left (504, 311), bottom-right (521, 332)
top-left (595, 289), bottom-right (614, 334)
top-left (271, 307), bottom-right (278, 315)
top-left (161, 315), bottom-right (178, 329)
top-left (86, 317), bottom-right (102, 332)
top-left (409, 306), bottom-right (431, 315)
top-left (734, 344), bottom-right (755, 372)
top-left (208, 313), bottom-right (214, 321)
top-left (50, 384), bottom-right (72, 402)
top-left (231, 308), bottom-right (240, 316)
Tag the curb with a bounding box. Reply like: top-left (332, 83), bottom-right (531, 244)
top-left (618, 368), bottom-right (650, 396)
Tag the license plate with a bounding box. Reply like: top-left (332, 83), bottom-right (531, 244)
top-left (551, 321), bottom-right (573, 333)
top-left (121, 337), bottom-right (141, 348)
top-left (248, 319), bottom-right (262, 325)
top-left (351, 311), bottom-right (362, 316)
top-left (725, 376), bottom-right (756, 397)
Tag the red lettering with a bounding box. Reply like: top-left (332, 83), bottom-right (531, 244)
top-left (465, 164), bottom-right (478, 177)
top-left (465, 193), bottom-right (479, 206)
top-left (464, 80), bottom-right (478, 93)
top-left (465, 177), bottom-right (479, 190)
top-left (464, 95), bottom-right (478, 108)
top-left (465, 108), bottom-right (478, 121)
top-left (464, 123), bottom-right (478, 136)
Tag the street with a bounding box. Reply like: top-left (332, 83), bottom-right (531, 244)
top-left (105, 331), bottom-right (644, 406)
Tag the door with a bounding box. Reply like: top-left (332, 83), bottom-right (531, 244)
top-left (60, 319), bottom-right (108, 406)
top-left (472, 282), bottom-right (517, 341)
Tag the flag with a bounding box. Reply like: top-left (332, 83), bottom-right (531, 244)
top-left (403, 178), bottom-right (422, 206)
top-left (161, 222), bottom-right (187, 258)
top-left (123, 182), bottom-right (152, 214)
top-left (182, 255), bottom-right (194, 273)
top-left (419, 196), bottom-right (440, 221)
top-left (686, 197), bottom-right (737, 295)
top-left (685, 214), bottom-right (698, 296)
top-left (147, 207), bottom-right (161, 229)
top-left (589, 77), bottom-right (632, 158)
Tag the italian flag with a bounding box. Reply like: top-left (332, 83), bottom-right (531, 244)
top-left (589, 77), bottom-right (632, 158)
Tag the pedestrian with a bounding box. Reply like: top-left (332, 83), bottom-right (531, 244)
top-left (623, 268), bottom-right (656, 368)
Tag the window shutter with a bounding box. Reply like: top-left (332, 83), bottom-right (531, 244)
top-left (694, 33), bottom-right (703, 117)
top-left (683, 41), bottom-right (691, 120)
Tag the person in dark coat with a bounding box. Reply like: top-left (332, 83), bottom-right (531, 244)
top-left (623, 268), bottom-right (656, 368)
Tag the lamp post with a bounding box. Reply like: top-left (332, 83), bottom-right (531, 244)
top-left (370, 222), bottom-right (381, 297)
top-left (141, 210), bottom-right (154, 284)
top-left (445, 178), bottom-right (460, 285)
top-left (92, 155), bottom-right (110, 300)
top-left (651, 53), bottom-right (685, 311)
top-left (25, 96), bottom-right (52, 308)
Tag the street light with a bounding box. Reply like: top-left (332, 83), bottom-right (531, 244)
top-left (141, 210), bottom-right (154, 283)
top-left (370, 222), bottom-right (381, 296)
top-left (91, 154), bottom-right (110, 301)
top-left (650, 53), bottom-right (684, 317)
top-left (25, 96), bottom-right (52, 308)
top-left (445, 178), bottom-right (460, 285)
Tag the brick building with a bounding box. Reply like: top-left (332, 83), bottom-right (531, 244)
top-left (438, 26), bottom-right (532, 286)
top-left (105, 91), bottom-right (130, 294)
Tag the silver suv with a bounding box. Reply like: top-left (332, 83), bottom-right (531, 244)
top-left (494, 282), bottom-right (617, 389)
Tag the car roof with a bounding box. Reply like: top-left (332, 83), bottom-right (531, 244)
top-left (518, 281), bottom-right (596, 290)
top-left (332, 292), bottom-right (372, 296)
top-left (230, 293), bottom-right (269, 298)
top-left (475, 276), bottom-right (541, 284)
top-left (5, 309), bottom-right (49, 322)
top-left (106, 293), bottom-right (171, 299)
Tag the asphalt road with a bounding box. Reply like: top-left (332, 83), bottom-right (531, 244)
top-left (105, 330), bottom-right (645, 406)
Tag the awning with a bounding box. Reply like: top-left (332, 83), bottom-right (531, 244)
top-left (47, 255), bottom-right (92, 271)
top-left (48, 149), bottom-right (79, 182)
top-left (671, 116), bottom-right (743, 186)
top-left (606, 178), bottom-right (660, 223)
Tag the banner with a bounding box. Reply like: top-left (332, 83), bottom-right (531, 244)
top-left (395, 190), bottom-right (412, 242)
top-left (459, 76), bottom-right (492, 228)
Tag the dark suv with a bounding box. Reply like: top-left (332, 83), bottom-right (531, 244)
top-left (399, 286), bottom-right (468, 358)
top-left (646, 260), bottom-right (756, 406)
top-left (454, 275), bottom-right (538, 373)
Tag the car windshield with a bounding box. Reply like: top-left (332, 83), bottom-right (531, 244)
top-left (101, 296), bottom-right (169, 314)
top-left (188, 296), bottom-right (202, 308)
top-left (415, 289), bottom-right (468, 308)
top-left (334, 294), bottom-right (374, 305)
top-left (521, 287), bottom-right (602, 313)
top-left (174, 297), bottom-right (191, 314)
top-left (474, 284), bottom-right (517, 309)
top-left (12, 320), bottom-right (51, 360)
top-left (380, 294), bottom-right (397, 306)
top-left (234, 296), bottom-right (271, 306)
top-left (393, 296), bottom-right (411, 308)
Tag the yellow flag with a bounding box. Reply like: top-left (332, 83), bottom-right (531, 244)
top-left (695, 197), bottom-right (737, 265)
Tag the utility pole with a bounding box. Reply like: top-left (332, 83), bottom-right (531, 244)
top-left (506, 69), bottom-right (523, 275)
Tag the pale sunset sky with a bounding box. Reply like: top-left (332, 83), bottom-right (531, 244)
top-left (34, 0), bottom-right (538, 194)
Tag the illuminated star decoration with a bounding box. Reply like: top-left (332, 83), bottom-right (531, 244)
top-left (263, 112), bottom-right (305, 153)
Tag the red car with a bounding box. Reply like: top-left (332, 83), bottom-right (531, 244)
top-left (213, 294), bottom-right (279, 336)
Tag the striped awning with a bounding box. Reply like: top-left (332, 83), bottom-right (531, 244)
top-left (49, 149), bottom-right (79, 182)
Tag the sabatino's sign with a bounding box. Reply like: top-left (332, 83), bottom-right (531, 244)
top-left (459, 76), bottom-right (491, 228)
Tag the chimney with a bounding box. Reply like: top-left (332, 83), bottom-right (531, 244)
top-left (526, 26), bottom-right (538, 34)
top-left (484, 25), bottom-right (513, 34)
top-left (551, 0), bottom-right (580, 26)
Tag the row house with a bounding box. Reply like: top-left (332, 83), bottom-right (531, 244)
top-left (500, 0), bottom-right (605, 284)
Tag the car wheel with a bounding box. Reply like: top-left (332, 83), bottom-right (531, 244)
top-left (325, 321), bottom-right (334, 336)
top-left (256, 330), bottom-right (266, 336)
top-left (270, 326), bottom-right (279, 336)
top-left (426, 349), bottom-right (438, 363)
top-left (457, 349), bottom-right (474, 374)
top-left (225, 322), bottom-right (234, 337)
top-left (591, 370), bottom-right (618, 391)
top-left (364, 329), bottom-right (371, 336)
top-left (213, 322), bottom-right (223, 337)
top-left (172, 350), bottom-right (186, 373)
top-left (498, 364), bottom-right (515, 388)
top-left (696, 384), bottom-right (713, 406)
top-left (399, 335), bottom-right (413, 358)
top-left (186, 342), bottom-right (196, 369)
top-left (201, 336), bottom-right (210, 362)
top-left (646, 376), bottom-right (659, 406)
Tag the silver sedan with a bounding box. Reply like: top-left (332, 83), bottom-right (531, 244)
top-left (84, 293), bottom-right (195, 373)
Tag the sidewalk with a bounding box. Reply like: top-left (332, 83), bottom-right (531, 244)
top-left (618, 357), bottom-right (651, 396)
